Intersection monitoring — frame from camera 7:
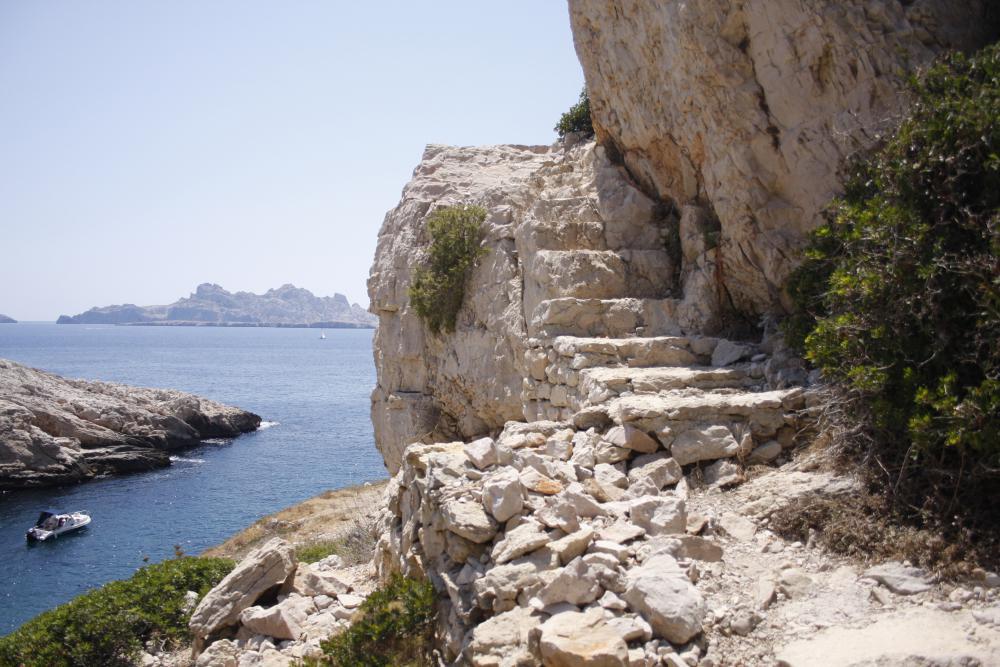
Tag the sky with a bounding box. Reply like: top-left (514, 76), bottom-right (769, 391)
top-left (0, 1), bottom-right (585, 321)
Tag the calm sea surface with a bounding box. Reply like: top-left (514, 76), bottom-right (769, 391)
top-left (0, 323), bottom-right (385, 634)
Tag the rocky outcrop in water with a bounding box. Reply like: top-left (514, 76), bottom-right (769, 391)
top-left (568, 0), bottom-right (998, 317)
top-left (0, 358), bottom-right (261, 489)
top-left (58, 283), bottom-right (376, 328)
top-left (0, 315), bottom-right (15, 324)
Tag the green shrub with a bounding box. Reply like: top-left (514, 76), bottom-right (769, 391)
top-left (296, 540), bottom-right (341, 564)
top-left (409, 205), bottom-right (488, 334)
top-left (786, 43), bottom-right (1000, 536)
top-left (554, 88), bottom-right (594, 138)
top-left (0, 557), bottom-right (234, 667)
top-left (313, 575), bottom-right (437, 667)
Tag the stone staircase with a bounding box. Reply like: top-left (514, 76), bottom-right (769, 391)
top-left (514, 152), bottom-right (805, 476)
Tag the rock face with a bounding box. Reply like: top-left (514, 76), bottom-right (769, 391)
top-left (0, 358), bottom-right (261, 489)
top-left (568, 0), bottom-right (999, 317)
top-left (0, 314), bottom-right (15, 324)
top-left (57, 282), bottom-right (375, 328)
top-left (363, 3), bottom-right (1000, 665)
top-left (369, 142), bottom-right (724, 472)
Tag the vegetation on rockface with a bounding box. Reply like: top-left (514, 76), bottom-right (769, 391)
top-left (409, 205), bottom-right (488, 334)
top-left (785, 43), bottom-right (1000, 555)
top-left (555, 88), bottom-right (594, 138)
top-left (0, 557), bottom-right (234, 667)
top-left (302, 575), bottom-right (437, 667)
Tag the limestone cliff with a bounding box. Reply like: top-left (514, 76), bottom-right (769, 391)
top-left (369, 142), bottom-right (729, 473)
top-left (569, 0), bottom-right (998, 316)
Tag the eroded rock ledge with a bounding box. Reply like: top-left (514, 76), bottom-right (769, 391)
top-left (0, 358), bottom-right (261, 489)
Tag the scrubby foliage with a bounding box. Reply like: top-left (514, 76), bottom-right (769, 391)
top-left (409, 205), bottom-right (488, 334)
top-left (0, 557), bottom-right (234, 667)
top-left (786, 44), bottom-right (1000, 545)
top-left (311, 575), bottom-right (437, 667)
top-left (296, 512), bottom-right (380, 566)
top-left (555, 88), bottom-right (594, 138)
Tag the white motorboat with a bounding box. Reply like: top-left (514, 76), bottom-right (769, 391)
top-left (26, 509), bottom-right (91, 543)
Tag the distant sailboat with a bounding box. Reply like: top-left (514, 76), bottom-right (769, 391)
top-left (319, 330), bottom-right (326, 340)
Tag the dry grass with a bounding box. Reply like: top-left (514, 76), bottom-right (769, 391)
top-left (769, 482), bottom-right (994, 578)
top-left (202, 480), bottom-right (388, 562)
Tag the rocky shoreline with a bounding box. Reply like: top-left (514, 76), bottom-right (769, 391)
top-left (0, 358), bottom-right (261, 490)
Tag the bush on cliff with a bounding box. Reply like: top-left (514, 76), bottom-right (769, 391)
top-left (308, 575), bottom-right (436, 667)
top-left (0, 556), bottom-right (234, 667)
top-left (409, 204), bottom-right (488, 334)
top-left (555, 88), bottom-right (593, 138)
top-left (786, 43), bottom-right (1000, 546)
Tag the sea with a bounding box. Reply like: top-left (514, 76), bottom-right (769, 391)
top-left (0, 323), bottom-right (386, 634)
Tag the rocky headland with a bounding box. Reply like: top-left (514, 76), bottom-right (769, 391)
top-left (57, 283), bottom-right (376, 328)
top-left (0, 314), bottom-right (16, 324)
top-left (0, 358), bottom-right (261, 489)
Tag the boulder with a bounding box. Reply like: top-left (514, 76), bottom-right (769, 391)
top-left (467, 606), bottom-right (540, 667)
top-left (624, 555), bottom-right (706, 644)
top-left (442, 498), bottom-right (499, 543)
top-left (482, 468), bottom-right (525, 522)
top-left (189, 538), bottom-right (296, 638)
top-left (195, 639), bottom-right (240, 667)
top-left (285, 562), bottom-right (353, 597)
top-left (604, 425), bottom-right (659, 454)
top-left (239, 594), bottom-right (316, 640)
top-left (537, 558), bottom-right (603, 607)
top-left (629, 496), bottom-right (686, 536)
top-left (493, 520), bottom-right (551, 564)
top-left (465, 437), bottom-right (497, 469)
top-left (863, 562), bottom-right (934, 595)
top-left (538, 607), bottom-right (629, 667)
top-left (627, 453), bottom-right (682, 489)
top-left (670, 425), bottom-right (740, 466)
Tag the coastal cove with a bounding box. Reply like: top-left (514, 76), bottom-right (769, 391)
top-left (0, 323), bottom-right (386, 634)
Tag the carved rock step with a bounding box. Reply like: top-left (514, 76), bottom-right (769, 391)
top-left (529, 297), bottom-right (682, 338)
top-left (607, 388), bottom-right (805, 439)
top-left (525, 249), bottom-right (675, 301)
top-left (579, 366), bottom-right (760, 404)
top-left (547, 335), bottom-right (726, 370)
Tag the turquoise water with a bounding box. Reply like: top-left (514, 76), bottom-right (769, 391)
top-left (0, 323), bottom-right (386, 634)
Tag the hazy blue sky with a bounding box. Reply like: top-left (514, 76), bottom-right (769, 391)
top-left (0, 2), bottom-right (584, 321)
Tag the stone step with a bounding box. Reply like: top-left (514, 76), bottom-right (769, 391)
top-left (528, 297), bottom-right (682, 339)
top-left (606, 387), bottom-right (805, 440)
top-left (531, 196), bottom-right (600, 225)
top-left (579, 365), bottom-right (759, 401)
top-left (547, 335), bottom-right (715, 369)
top-left (524, 249), bottom-right (675, 302)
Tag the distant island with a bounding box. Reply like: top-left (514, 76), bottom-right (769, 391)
top-left (57, 283), bottom-right (376, 328)
top-left (0, 314), bottom-right (15, 324)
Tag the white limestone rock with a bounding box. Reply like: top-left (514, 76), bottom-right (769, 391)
top-left (442, 498), bottom-right (499, 544)
top-left (670, 425), bottom-right (740, 466)
top-left (189, 538), bottom-right (297, 639)
top-left (538, 607), bottom-right (629, 667)
top-left (624, 555), bottom-right (706, 644)
top-left (629, 496), bottom-right (687, 536)
top-left (482, 468), bottom-right (525, 523)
